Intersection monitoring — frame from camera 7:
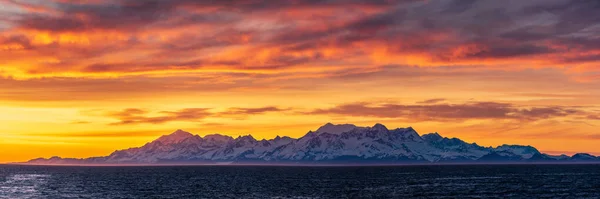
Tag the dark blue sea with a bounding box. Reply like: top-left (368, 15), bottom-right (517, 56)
top-left (1, 164), bottom-right (599, 198)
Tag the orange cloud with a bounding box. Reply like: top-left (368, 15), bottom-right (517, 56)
top-left (0, 0), bottom-right (598, 79)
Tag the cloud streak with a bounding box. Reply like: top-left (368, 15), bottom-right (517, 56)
top-left (107, 108), bottom-right (211, 125)
top-left (309, 101), bottom-right (589, 122)
top-left (218, 107), bottom-right (288, 117)
top-left (106, 106), bottom-right (289, 125)
top-left (417, 98), bottom-right (446, 104)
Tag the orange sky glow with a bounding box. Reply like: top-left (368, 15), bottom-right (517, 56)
top-left (1, 0), bottom-right (600, 163)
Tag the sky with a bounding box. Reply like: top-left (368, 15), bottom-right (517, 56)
top-left (1, 0), bottom-right (599, 163)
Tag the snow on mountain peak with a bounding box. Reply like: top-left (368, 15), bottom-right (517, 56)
top-left (571, 153), bottom-right (597, 160)
top-left (421, 132), bottom-right (443, 141)
top-left (173, 129), bottom-right (192, 136)
top-left (25, 123), bottom-right (600, 164)
top-left (389, 127), bottom-right (422, 141)
top-left (272, 135), bottom-right (293, 144)
top-left (204, 134), bottom-right (234, 144)
top-left (155, 129), bottom-right (195, 144)
top-left (494, 144), bottom-right (540, 159)
top-left (316, 123), bottom-right (358, 134)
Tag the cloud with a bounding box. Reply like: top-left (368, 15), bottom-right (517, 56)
top-left (0, 73), bottom-right (280, 101)
top-left (417, 98), bottom-right (446, 104)
top-left (23, 129), bottom-right (170, 138)
top-left (6, 0), bottom-right (404, 34)
top-left (0, 0), bottom-right (599, 79)
top-left (70, 120), bottom-right (91, 125)
top-left (309, 101), bottom-right (589, 122)
top-left (587, 115), bottom-right (600, 120)
top-left (12, 1), bottom-right (237, 32)
top-left (107, 108), bottom-right (212, 125)
top-left (219, 106), bottom-right (288, 116)
top-left (106, 106), bottom-right (289, 125)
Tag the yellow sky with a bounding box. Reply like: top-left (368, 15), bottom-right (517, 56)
top-left (1, 0), bottom-right (600, 163)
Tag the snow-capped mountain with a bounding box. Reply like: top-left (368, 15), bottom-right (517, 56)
top-left (26, 123), bottom-right (600, 165)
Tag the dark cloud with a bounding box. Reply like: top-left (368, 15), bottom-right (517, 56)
top-left (560, 54), bottom-right (600, 64)
top-left (2, 0), bottom-right (600, 76)
top-left (458, 44), bottom-right (555, 59)
top-left (10, 0), bottom-right (405, 33)
top-left (309, 101), bottom-right (587, 122)
top-left (268, 0), bottom-right (600, 63)
top-left (14, 0), bottom-right (237, 32)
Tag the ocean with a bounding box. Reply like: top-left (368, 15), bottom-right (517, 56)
top-left (1, 164), bottom-right (599, 198)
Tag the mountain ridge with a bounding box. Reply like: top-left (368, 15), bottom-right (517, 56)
top-left (24, 123), bottom-right (600, 165)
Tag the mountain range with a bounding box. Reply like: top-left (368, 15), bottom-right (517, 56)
top-left (25, 123), bottom-right (600, 165)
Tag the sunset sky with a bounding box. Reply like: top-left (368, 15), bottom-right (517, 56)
top-left (1, 0), bottom-right (600, 163)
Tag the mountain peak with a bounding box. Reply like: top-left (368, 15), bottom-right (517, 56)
top-left (237, 134), bottom-right (256, 141)
top-left (204, 134), bottom-right (234, 144)
top-left (421, 132), bottom-right (443, 141)
top-left (172, 129), bottom-right (192, 136)
top-left (155, 129), bottom-right (194, 144)
top-left (24, 123), bottom-right (600, 165)
top-left (316, 123), bottom-right (358, 134)
top-left (572, 153), bottom-right (597, 159)
top-left (372, 123), bottom-right (388, 131)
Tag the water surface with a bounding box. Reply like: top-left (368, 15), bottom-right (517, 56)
top-left (1, 164), bottom-right (599, 198)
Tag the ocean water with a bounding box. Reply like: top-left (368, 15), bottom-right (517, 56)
top-left (1, 164), bottom-right (599, 198)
